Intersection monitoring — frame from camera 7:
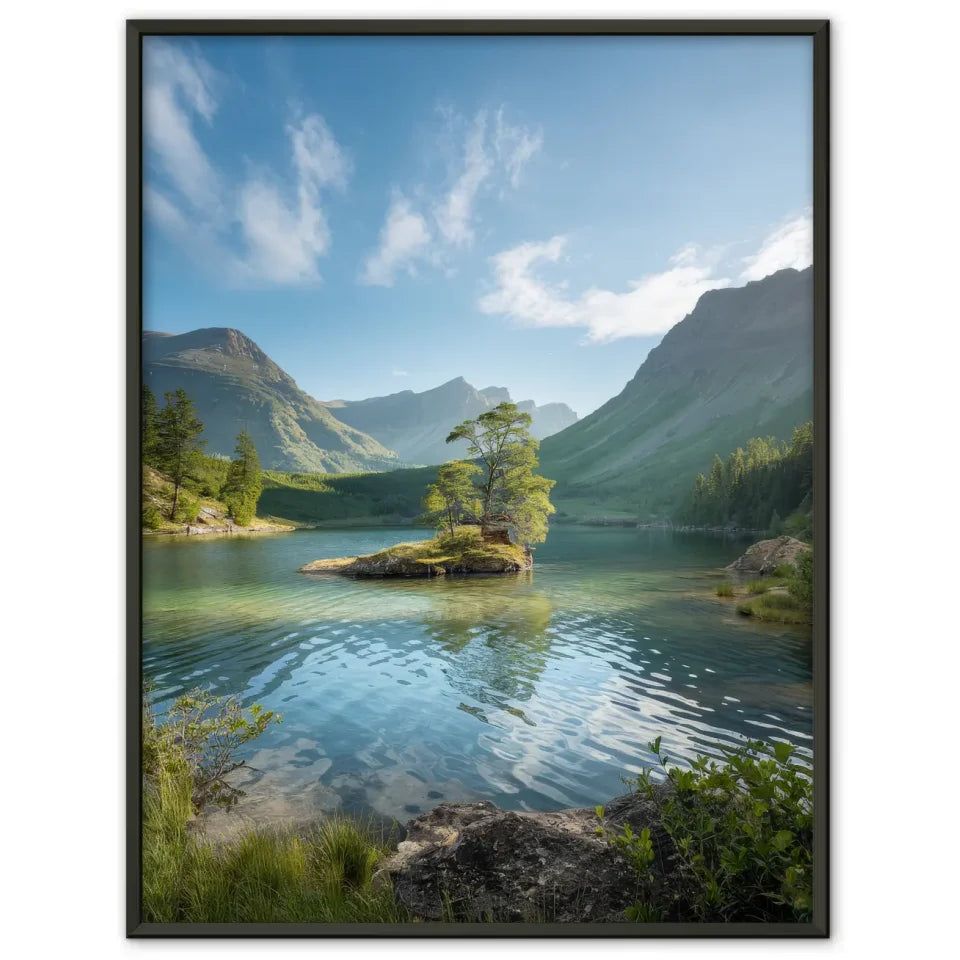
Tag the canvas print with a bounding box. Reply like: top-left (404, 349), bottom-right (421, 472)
top-left (136, 28), bottom-right (823, 932)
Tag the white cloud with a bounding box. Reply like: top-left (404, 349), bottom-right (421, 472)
top-left (478, 236), bottom-right (730, 344)
top-left (434, 112), bottom-right (492, 247)
top-left (739, 211), bottom-right (813, 282)
top-left (361, 106), bottom-right (541, 286)
top-left (360, 194), bottom-right (432, 287)
top-left (494, 107), bottom-right (543, 189)
top-left (392, 369), bottom-right (409, 377)
top-left (143, 41), bottom-right (349, 286)
top-left (143, 43), bottom-right (222, 216)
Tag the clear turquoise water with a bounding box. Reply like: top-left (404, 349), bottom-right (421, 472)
top-left (143, 526), bottom-right (812, 821)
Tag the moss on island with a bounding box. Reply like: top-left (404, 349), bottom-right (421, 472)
top-left (299, 526), bottom-right (532, 578)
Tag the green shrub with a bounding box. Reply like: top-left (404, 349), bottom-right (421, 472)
top-left (715, 582), bottom-right (735, 598)
top-left (142, 688), bottom-right (403, 923)
top-left (789, 549), bottom-right (814, 610)
top-left (771, 563), bottom-right (796, 579)
top-left (606, 737), bottom-right (813, 923)
top-left (173, 493), bottom-right (201, 524)
top-left (145, 688), bottom-right (280, 812)
top-left (142, 502), bottom-right (163, 530)
top-left (746, 579), bottom-right (769, 594)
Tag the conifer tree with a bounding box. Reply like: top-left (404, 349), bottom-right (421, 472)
top-left (222, 430), bottom-right (262, 526)
top-left (155, 388), bottom-right (206, 520)
top-left (141, 384), bottom-right (158, 466)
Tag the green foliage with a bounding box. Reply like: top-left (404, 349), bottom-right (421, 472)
top-left (422, 460), bottom-right (482, 536)
top-left (789, 549), bottom-right (814, 609)
top-left (142, 384), bottom-right (159, 465)
top-left (747, 579), bottom-right (770, 595)
top-left (154, 388), bottom-right (207, 520)
top-left (144, 687), bottom-right (280, 813)
top-left (680, 422), bottom-right (813, 532)
top-left (142, 687), bottom-right (401, 923)
top-left (772, 563), bottom-right (796, 579)
top-left (192, 454), bottom-right (230, 499)
top-left (222, 429), bottom-right (263, 525)
top-left (446, 402), bottom-right (556, 545)
top-left (141, 501), bottom-right (163, 530)
top-left (258, 466), bottom-right (437, 525)
top-left (608, 738), bottom-right (813, 923)
top-left (715, 582), bottom-right (735, 598)
top-left (172, 492), bottom-right (200, 525)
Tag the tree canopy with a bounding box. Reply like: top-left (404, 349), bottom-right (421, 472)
top-left (442, 401), bottom-right (555, 545)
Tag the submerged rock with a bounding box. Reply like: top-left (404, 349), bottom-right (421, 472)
top-left (726, 535), bottom-right (808, 575)
top-left (383, 793), bottom-right (673, 922)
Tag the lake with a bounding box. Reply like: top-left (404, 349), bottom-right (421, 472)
top-left (143, 526), bottom-right (811, 824)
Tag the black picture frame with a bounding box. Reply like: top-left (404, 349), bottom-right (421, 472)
top-left (127, 18), bottom-right (829, 938)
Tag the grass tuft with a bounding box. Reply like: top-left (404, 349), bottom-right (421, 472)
top-left (715, 582), bottom-right (735, 598)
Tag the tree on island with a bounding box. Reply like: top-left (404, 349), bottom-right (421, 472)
top-left (155, 388), bottom-right (206, 520)
top-left (222, 429), bottom-right (262, 526)
top-left (422, 460), bottom-right (482, 537)
top-left (443, 401), bottom-right (556, 546)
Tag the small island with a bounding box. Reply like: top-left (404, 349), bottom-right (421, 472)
top-left (300, 524), bottom-right (532, 577)
top-left (299, 402), bottom-right (554, 578)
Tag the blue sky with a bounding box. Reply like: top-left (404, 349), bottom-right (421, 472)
top-left (143, 35), bottom-right (812, 416)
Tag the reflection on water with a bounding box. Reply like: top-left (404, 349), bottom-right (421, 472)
top-left (143, 526), bottom-right (812, 821)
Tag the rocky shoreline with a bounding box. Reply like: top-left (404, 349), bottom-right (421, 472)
top-left (379, 792), bottom-right (671, 922)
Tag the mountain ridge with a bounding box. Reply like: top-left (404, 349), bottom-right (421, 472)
top-left (539, 267), bottom-right (814, 518)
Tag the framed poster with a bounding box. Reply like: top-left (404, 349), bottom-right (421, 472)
top-left (127, 18), bottom-right (829, 937)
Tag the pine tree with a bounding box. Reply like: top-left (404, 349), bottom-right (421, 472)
top-left (141, 384), bottom-right (158, 466)
top-left (222, 430), bottom-right (262, 526)
top-left (155, 388), bottom-right (206, 520)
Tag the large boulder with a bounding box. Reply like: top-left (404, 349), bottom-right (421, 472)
top-left (383, 793), bottom-right (673, 923)
top-left (726, 535), bottom-right (808, 575)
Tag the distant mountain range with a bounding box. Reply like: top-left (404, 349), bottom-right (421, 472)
top-left (142, 328), bottom-right (576, 472)
top-left (143, 328), bottom-right (398, 473)
top-left (323, 380), bottom-right (578, 466)
top-left (539, 267), bottom-right (814, 518)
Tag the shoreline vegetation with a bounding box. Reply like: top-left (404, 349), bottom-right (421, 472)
top-left (143, 690), bottom-right (812, 924)
top-left (715, 536), bottom-right (814, 625)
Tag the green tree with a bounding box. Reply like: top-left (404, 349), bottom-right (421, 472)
top-left (142, 384), bottom-right (158, 466)
top-left (445, 402), bottom-right (555, 545)
top-left (222, 430), bottom-right (262, 526)
top-left (155, 388), bottom-right (206, 520)
top-left (422, 460), bottom-right (482, 536)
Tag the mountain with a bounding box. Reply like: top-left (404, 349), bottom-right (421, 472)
top-left (143, 328), bottom-right (398, 473)
top-left (539, 267), bottom-right (814, 519)
top-left (324, 379), bottom-right (578, 466)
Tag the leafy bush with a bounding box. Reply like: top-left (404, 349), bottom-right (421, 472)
top-left (715, 582), bottom-right (735, 598)
top-left (771, 563), bottom-right (796, 579)
top-left (142, 687), bottom-right (404, 923)
top-left (173, 493), bottom-right (201, 525)
top-left (144, 688), bottom-right (279, 812)
top-left (789, 549), bottom-right (813, 610)
top-left (747, 579), bottom-right (769, 595)
top-left (142, 502), bottom-right (163, 530)
top-left (605, 737), bottom-right (813, 923)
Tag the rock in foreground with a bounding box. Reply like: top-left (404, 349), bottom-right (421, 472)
top-left (726, 535), bottom-right (808, 575)
top-left (382, 794), bottom-right (672, 922)
top-left (299, 527), bottom-right (533, 578)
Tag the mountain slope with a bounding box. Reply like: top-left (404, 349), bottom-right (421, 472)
top-left (143, 328), bottom-right (398, 473)
top-left (539, 267), bottom-right (814, 519)
top-left (324, 379), bottom-right (578, 466)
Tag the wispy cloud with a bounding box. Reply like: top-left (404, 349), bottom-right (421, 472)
top-left (144, 41), bottom-right (349, 286)
top-left (478, 212), bottom-right (812, 344)
top-left (739, 210), bottom-right (812, 282)
top-left (478, 237), bottom-right (729, 343)
top-left (494, 107), bottom-right (543, 189)
top-left (360, 106), bottom-right (541, 287)
top-left (392, 368), bottom-right (409, 377)
top-left (360, 194), bottom-right (433, 286)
